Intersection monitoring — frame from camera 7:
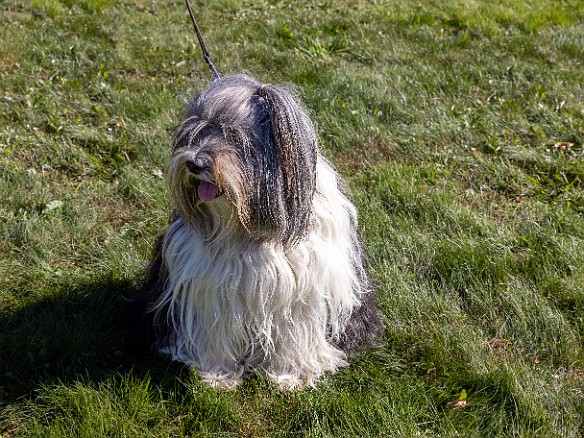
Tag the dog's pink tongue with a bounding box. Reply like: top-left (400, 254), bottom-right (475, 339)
top-left (198, 181), bottom-right (219, 201)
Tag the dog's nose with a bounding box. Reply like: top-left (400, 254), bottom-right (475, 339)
top-left (185, 158), bottom-right (208, 175)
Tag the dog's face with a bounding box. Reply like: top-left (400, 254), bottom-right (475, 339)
top-left (169, 75), bottom-right (318, 246)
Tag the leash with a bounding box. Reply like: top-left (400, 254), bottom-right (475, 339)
top-left (184, 0), bottom-right (221, 80)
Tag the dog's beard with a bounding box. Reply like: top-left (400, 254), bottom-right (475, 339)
top-left (167, 152), bottom-right (240, 244)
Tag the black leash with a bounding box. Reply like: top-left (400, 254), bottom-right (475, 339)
top-left (184, 0), bottom-right (220, 80)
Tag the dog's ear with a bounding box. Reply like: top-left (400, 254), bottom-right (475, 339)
top-left (261, 85), bottom-right (318, 246)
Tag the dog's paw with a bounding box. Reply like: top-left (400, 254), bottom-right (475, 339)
top-left (268, 374), bottom-right (307, 392)
top-left (199, 372), bottom-right (242, 391)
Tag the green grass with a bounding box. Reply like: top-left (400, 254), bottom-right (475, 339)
top-left (1, 0), bottom-right (583, 436)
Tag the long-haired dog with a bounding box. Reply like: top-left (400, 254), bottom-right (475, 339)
top-left (138, 74), bottom-right (383, 390)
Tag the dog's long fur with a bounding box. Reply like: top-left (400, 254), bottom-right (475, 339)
top-left (138, 74), bottom-right (383, 390)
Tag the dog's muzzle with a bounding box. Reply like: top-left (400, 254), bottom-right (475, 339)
top-left (185, 158), bottom-right (223, 201)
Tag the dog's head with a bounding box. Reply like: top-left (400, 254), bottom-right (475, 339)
top-left (169, 75), bottom-right (318, 246)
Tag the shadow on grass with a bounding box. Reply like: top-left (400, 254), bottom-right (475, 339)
top-left (0, 275), bottom-right (187, 404)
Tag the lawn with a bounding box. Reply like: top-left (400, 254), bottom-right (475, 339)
top-left (1, 0), bottom-right (583, 436)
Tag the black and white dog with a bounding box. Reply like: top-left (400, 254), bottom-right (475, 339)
top-left (139, 75), bottom-right (383, 390)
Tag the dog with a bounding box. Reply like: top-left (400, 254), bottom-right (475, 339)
top-left (137, 74), bottom-right (383, 390)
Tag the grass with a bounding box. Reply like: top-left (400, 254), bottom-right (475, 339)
top-left (1, 0), bottom-right (583, 436)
